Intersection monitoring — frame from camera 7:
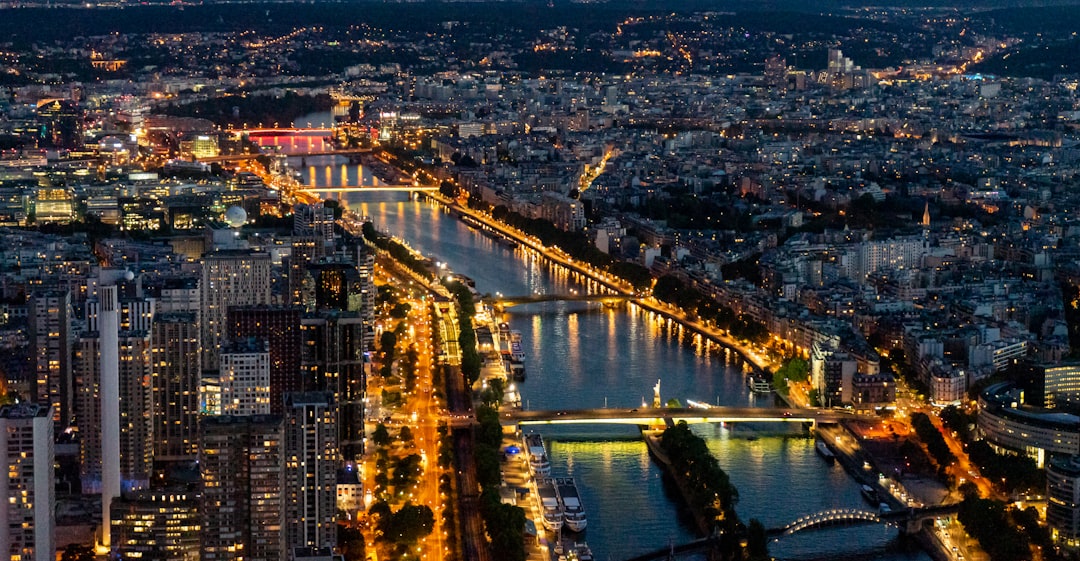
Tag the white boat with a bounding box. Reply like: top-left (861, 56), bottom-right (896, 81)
top-left (560, 542), bottom-right (593, 561)
top-left (510, 330), bottom-right (526, 362)
top-left (557, 477), bottom-right (587, 532)
top-left (537, 477), bottom-right (564, 531)
top-left (524, 432), bottom-right (551, 476)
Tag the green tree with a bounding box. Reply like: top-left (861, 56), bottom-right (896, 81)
top-left (392, 454), bottom-right (423, 488)
top-left (372, 423), bottom-right (391, 447)
top-left (390, 302), bottom-right (411, 319)
top-left (776, 357), bottom-right (810, 382)
top-left (60, 544), bottom-right (94, 561)
top-left (745, 518), bottom-right (769, 561)
top-left (338, 525), bottom-right (366, 561)
top-left (382, 503), bottom-right (435, 545)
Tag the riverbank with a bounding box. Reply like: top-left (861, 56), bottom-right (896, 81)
top-left (421, 193), bottom-right (775, 380)
top-left (816, 422), bottom-right (957, 561)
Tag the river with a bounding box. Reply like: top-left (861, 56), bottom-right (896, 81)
top-left (328, 194), bottom-right (933, 561)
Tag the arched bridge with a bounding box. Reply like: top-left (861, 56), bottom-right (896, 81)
top-left (492, 293), bottom-right (635, 309)
top-left (771, 502), bottom-right (961, 536)
top-left (772, 508), bottom-right (888, 536)
top-left (503, 406), bottom-right (870, 426)
top-left (621, 503), bottom-right (960, 561)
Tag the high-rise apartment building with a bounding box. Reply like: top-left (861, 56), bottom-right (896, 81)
top-left (76, 331), bottom-right (153, 493)
top-left (148, 276), bottom-right (201, 316)
top-left (811, 340), bottom-right (858, 408)
top-left (1048, 455), bottom-right (1080, 549)
top-left (151, 312), bottom-right (201, 462)
top-left (200, 415), bottom-right (285, 561)
top-left (300, 313), bottom-right (365, 460)
top-left (284, 392), bottom-right (338, 553)
top-left (110, 489), bottom-right (200, 561)
top-left (28, 290), bottom-right (72, 426)
top-left (0, 403), bottom-right (54, 561)
top-left (289, 203), bottom-right (336, 307)
top-left (220, 339), bottom-right (271, 416)
top-left (226, 306), bottom-right (302, 416)
top-left (201, 250), bottom-right (272, 371)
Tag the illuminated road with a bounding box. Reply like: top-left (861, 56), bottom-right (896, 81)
top-left (405, 300), bottom-right (446, 561)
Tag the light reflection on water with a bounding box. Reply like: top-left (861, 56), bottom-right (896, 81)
top-left (345, 195), bottom-right (930, 561)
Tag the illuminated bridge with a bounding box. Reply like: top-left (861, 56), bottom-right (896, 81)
top-left (504, 406), bottom-right (868, 426)
top-left (621, 504), bottom-right (961, 561)
top-left (774, 508), bottom-right (889, 535)
top-left (298, 184), bottom-right (438, 193)
top-left (492, 293), bottom-right (635, 309)
top-left (197, 148), bottom-right (373, 163)
top-left (235, 127), bottom-right (334, 134)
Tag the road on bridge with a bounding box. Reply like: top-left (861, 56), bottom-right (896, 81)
top-left (504, 406), bottom-right (868, 425)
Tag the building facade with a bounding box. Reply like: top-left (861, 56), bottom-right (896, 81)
top-left (151, 312), bottom-right (201, 462)
top-left (28, 290), bottom-right (72, 425)
top-left (978, 382), bottom-right (1080, 468)
top-left (1048, 455), bottom-right (1080, 550)
top-left (199, 415), bottom-right (285, 561)
top-left (0, 404), bottom-right (54, 561)
top-left (200, 250), bottom-right (272, 371)
top-left (284, 392), bottom-right (338, 553)
top-left (226, 306), bottom-right (302, 416)
top-left (219, 339), bottom-right (271, 416)
top-left (110, 489), bottom-right (200, 561)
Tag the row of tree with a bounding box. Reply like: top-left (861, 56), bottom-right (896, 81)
top-left (473, 403), bottom-right (527, 561)
top-left (486, 204), bottom-right (652, 291)
top-left (652, 274), bottom-right (769, 344)
top-left (369, 501), bottom-right (436, 550)
top-left (445, 281), bottom-right (482, 384)
top-left (659, 422), bottom-right (769, 559)
top-left (362, 222), bottom-right (436, 280)
top-left (909, 412), bottom-right (956, 473)
top-left (938, 406), bottom-right (1044, 495)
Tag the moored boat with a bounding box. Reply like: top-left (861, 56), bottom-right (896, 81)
top-left (510, 330), bottom-right (526, 362)
top-left (524, 432), bottom-right (551, 476)
top-left (815, 439), bottom-right (835, 464)
top-left (537, 477), bottom-right (564, 531)
top-left (556, 477), bottom-right (587, 532)
top-left (860, 484), bottom-right (880, 505)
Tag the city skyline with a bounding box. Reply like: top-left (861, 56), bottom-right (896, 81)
top-left (0, 2), bottom-right (1078, 561)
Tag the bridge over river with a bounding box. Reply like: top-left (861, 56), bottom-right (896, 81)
top-left (492, 292), bottom-right (635, 310)
top-left (621, 503), bottom-right (961, 561)
top-left (503, 406), bottom-right (871, 426)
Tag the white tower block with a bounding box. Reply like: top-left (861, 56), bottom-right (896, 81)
top-left (97, 269), bottom-right (132, 551)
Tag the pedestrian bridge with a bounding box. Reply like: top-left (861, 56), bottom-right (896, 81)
top-left (772, 508), bottom-right (888, 536)
top-left (621, 503), bottom-right (961, 561)
top-left (771, 502), bottom-right (960, 536)
top-left (504, 406), bottom-right (867, 426)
